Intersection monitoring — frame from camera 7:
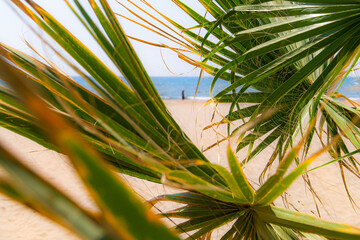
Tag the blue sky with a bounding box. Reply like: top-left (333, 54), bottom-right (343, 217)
top-left (0, 1), bottom-right (359, 78)
top-left (0, 0), bottom-right (207, 76)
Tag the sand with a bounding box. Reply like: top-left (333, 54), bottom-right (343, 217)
top-left (0, 100), bottom-right (360, 239)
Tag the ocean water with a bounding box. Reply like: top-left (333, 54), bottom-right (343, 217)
top-left (74, 76), bottom-right (231, 100)
top-left (336, 77), bottom-right (360, 100)
top-left (70, 76), bottom-right (360, 100)
top-left (148, 76), bottom-right (230, 100)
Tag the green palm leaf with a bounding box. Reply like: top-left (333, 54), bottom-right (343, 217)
top-left (0, 52), bottom-right (179, 240)
top-left (126, 0), bottom-right (360, 185)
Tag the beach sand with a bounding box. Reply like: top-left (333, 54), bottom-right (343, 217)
top-left (0, 100), bottom-right (360, 239)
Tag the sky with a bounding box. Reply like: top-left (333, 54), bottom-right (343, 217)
top-left (0, 0), bottom-right (207, 76)
top-left (0, 1), bottom-right (359, 78)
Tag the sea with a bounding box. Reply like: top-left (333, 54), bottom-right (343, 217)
top-left (73, 76), bottom-right (360, 101)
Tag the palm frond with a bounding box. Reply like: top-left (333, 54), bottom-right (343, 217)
top-left (122, 0), bottom-right (360, 190)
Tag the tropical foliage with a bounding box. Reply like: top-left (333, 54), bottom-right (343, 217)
top-left (125, 0), bottom-right (360, 181)
top-left (0, 0), bottom-right (360, 239)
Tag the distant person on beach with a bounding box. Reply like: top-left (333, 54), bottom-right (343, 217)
top-left (182, 90), bottom-right (185, 100)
